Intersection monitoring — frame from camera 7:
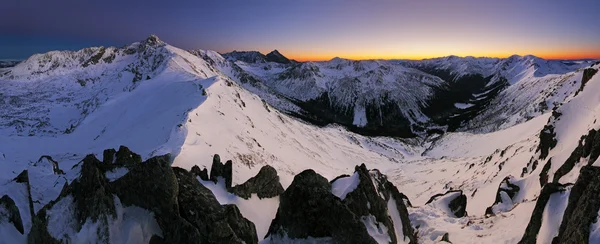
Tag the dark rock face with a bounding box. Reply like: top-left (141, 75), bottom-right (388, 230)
top-left (485, 176), bottom-right (520, 215)
top-left (266, 169), bottom-right (377, 244)
top-left (518, 183), bottom-right (566, 244)
top-left (426, 190), bottom-right (468, 218)
top-left (29, 148), bottom-right (258, 244)
top-left (553, 132), bottom-right (591, 183)
top-left (0, 195), bottom-right (24, 234)
top-left (173, 167), bottom-right (258, 244)
top-left (539, 158), bottom-right (552, 187)
top-left (191, 165), bottom-right (209, 181)
top-left (537, 124), bottom-right (557, 159)
top-left (210, 154), bottom-right (233, 189)
top-left (552, 166), bottom-right (600, 244)
top-left (267, 165), bottom-right (417, 244)
top-left (385, 181), bottom-right (417, 243)
top-left (231, 165), bottom-right (284, 199)
top-left (575, 68), bottom-right (598, 96)
top-left (114, 145), bottom-right (142, 167)
top-left (102, 148), bottom-right (116, 164)
top-left (343, 165), bottom-right (396, 242)
top-left (265, 50), bottom-right (292, 64)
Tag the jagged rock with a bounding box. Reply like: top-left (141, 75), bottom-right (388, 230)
top-left (385, 181), bottom-right (417, 243)
top-left (114, 145), bottom-right (142, 167)
top-left (173, 167), bottom-right (257, 244)
top-left (0, 195), bottom-right (24, 234)
top-left (191, 165), bottom-right (209, 181)
top-left (102, 148), bottom-right (116, 164)
top-left (73, 154), bottom-right (116, 222)
top-left (209, 154), bottom-right (233, 189)
top-left (537, 124), bottom-right (557, 159)
top-left (426, 190), bottom-right (468, 218)
top-left (111, 155), bottom-right (203, 243)
top-left (266, 169), bottom-right (377, 244)
top-left (222, 204), bottom-right (258, 244)
top-left (552, 166), bottom-right (600, 244)
top-left (518, 183), bottom-right (566, 244)
top-left (232, 165), bottom-right (284, 199)
top-left (343, 165), bottom-right (397, 243)
top-left (485, 176), bottom-right (520, 215)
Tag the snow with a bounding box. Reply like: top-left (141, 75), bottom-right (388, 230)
top-left (426, 191), bottom-right (463, 217)
top-left (361, 215), bottom-right (391, 244)
top-left (454, 103), bottom-right (474, 109)
top-left (105, 168), bottom-right (129, 182)
top-left (353, 105), bottom-right (368, 127)
top-left (331, 172), bottom-right (360, 200)
top-left (0, 38), bottom-right (598, 243)
top-left (199, 178), bottom-right (279, 240)
top-left (108, 195), bottom-right (163, 244)
top-left (387, 198), bottom-right (409, 243)
top-left (537, 187), bottom-right (570, 244)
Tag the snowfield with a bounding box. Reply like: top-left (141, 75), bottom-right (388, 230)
top-left (0, 36), bottom-right (599, 243)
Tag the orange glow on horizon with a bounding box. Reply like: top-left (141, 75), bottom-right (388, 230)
top-left (288, 51), bottom-right (600, 62)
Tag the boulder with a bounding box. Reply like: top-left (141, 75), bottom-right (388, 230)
top-left (232, 165), bottom-right (284, 199)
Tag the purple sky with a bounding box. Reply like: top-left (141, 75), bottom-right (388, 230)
top-left (1, 0), bottom-right (599, 60)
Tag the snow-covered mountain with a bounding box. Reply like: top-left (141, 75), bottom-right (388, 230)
top-left (1, 35), bottom-right (600, 243)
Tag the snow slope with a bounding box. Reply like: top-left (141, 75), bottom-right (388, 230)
top-left (1, 36), bottom-right (599, 243)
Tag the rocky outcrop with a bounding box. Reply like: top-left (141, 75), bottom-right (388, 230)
top-left (518, 183), bottom-right (566, 244)
top-left (174, 167), bottom-right (257, 244)
top-left (552, 129), bottom-right (600, 183)
top-left (485, 176), bottom-right (520, 215)
top-left (266, 169), bottom-right (377, 243)
top-left (231, 165), bottom-right (284, 199)
top-left (29, 148), bottom-right (258, 244)
top-left (426, 190), bottom-right (468, 218)
top-left (209, 154), bottom-right (233, 189)
top-left (0, 195), bottom-right (24, 234)
top-left (537, 124), bottom-right (557, 160)
top-left (191, 165), bottom-right (209, 181)
top-left (575, 68), bottom-right (598, 96)
top-left (114, 145), bottom-right (142, 167)
top-left (552, 166), bottom-right (600, 244)
top-left (266, 165), bottom-right (416, 244)
top-left (539, 158), bottom-right (552, 187)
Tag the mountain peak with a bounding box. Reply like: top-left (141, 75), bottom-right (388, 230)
top-left (266, 50), bottom-right (291, 64)
top-left (142, 34), bottom-right (165, 46)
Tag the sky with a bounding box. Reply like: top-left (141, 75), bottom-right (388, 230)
top-left (1, 0), bottom-right (599, 61)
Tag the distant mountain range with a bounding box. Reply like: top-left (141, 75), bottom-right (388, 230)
top-left (1, 35), bottom-right (600, 243)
